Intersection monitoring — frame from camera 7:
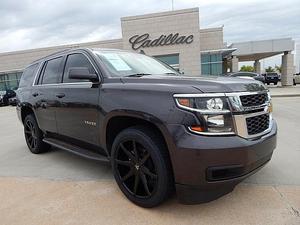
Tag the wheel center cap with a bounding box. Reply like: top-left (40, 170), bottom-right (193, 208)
top-left (135, 164), bottom-right (140, 170)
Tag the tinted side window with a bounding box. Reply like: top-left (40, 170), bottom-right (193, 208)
top-left (41, 57), bottom-right (63, 84)
top-left (63, 53), bottom-right (95, 83)
top-left (19, 63), bottom-right (39, 88)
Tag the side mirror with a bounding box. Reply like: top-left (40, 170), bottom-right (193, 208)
top-left (68, 67), bottom-right (98, 81)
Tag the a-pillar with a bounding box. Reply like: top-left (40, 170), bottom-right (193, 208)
top-left (231, 56), bottom-right (239, 72)
top-left (281, 51), bottom-right (294, 86)
top-left (254, 60), bottom-right (261, 74)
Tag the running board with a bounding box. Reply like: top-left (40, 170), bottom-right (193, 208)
top-left (43, 138), bottom-right (110, 163)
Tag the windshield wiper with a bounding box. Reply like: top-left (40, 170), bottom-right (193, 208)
top-left (124, 73), bottom-right (151, 77)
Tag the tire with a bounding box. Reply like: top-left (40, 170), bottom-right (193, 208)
top-left (24, 114), bottom-right (51, 154)
top-left (294, 79), bottom-right (296, 86)
top-left (111, 126), bottom-right (173, 208)
top-left (274, 82), bottom-right (278, 85)
top-left (266, 82), bottom-right (269, 85)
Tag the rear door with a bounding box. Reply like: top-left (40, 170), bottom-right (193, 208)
top-left (55, 52), bottom-right (101, 145)
top-left (32, 56), bottom-right (64, 133)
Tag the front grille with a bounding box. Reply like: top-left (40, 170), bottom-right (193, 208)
top-left (246, 114), bottom-right (270, 135)
top-left (240, 93), bottom-right (268, 107)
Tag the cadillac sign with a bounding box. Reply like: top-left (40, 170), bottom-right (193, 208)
top-left (129, 33), bottom-right (194, 50)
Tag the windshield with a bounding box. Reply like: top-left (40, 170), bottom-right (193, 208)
top-left (94, 50), bottom-right (179, 77)
top-left (267, 72), bottom-right (278, 76)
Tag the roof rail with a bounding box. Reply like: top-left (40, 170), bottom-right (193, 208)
top-left (31, 48), bottom-right (72, 64)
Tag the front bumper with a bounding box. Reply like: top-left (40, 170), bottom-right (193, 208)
top-left (265, 78), bottom-right (279, 82)
top-left (166, 120), bottom-right (277, 204)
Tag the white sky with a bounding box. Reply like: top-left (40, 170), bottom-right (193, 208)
top-left (0, 0), bottom-right (299, 71)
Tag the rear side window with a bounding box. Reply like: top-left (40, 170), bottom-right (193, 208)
top-left (63, 53), bottom-right (96, 83)
top-left (19, 63), bottom-right (39, 88)
top-left (41, 57), bottom-right (63, 84)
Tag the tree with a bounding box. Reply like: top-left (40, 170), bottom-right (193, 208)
top-left (265, 66), bottom-right (275, 72)
top-left (240, 65), bottom-right (254, 72)
top-left (275, 65), bottom-right (282, 73)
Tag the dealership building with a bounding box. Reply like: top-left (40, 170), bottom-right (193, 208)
top-left (0, 7), bottom-right (296, 91)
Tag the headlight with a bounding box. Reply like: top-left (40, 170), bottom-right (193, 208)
top-left (206, 98), bottom-right (223, 111)
top-left (174, 94), bottom-right (235, 135)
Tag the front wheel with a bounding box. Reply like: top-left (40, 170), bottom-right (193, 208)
top-left (111, 126), bottom-right (173, 208)
top-left (24, 114), bottom-right (50, 154)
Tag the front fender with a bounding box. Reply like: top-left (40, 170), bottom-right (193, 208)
top-left (100, 109), bottom-right (178, 162)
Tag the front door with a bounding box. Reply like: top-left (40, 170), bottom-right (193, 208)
top-left (55, 53), bottom-right (100, 145)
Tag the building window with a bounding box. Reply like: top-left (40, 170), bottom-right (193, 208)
top-left (201, 53), bottom-right (223, 75)
top-left (154, 54), bottom-right (179, 70)
top-left (0, 71), bottom-right (23, 91)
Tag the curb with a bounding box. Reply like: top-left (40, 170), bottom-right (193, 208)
top-left (271, 94), bottom-right (300, 98)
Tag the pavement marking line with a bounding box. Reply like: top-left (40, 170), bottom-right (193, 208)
top-left (0, 177), bottom-right (299, 225)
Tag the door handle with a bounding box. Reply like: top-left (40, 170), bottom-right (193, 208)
top-left (55, 93), bottom-right (65, 98)
top-left (32, 92), bottom-right (39, 97)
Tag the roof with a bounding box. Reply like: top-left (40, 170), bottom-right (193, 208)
top-left (230, 38), bottom-right (295, 61)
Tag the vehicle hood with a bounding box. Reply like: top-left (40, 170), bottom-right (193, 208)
top-left (120, 75), bottom-right (267, 93)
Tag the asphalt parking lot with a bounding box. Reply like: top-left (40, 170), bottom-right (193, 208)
top-left (0, 97), bottom-right (300, 225)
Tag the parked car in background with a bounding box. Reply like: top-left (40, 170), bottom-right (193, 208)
top-left (0, 91), bottom-right (6, 106)
top-left (227, 72), bottom-right (265, 83)
top-left (278, 73), bottom-right (281, 81)
top-left (294, 73), bottom-right (300, 85)
top-left (0, 90), bottom-right (16, 106)
top-left (9, 96), bottom-right (17, 106)
top-left (262, 72), bottom-right (279, 85)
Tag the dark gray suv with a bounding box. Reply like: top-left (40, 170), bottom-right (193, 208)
top-left (16, 48), bottom-right (277, 207)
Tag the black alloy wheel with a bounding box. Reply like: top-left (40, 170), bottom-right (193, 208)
top-left (111, 126), bottom-right (172, 208)
top-left (24, 119), bottom-right (38, 150)
top-left (115, 139), bottom-right (158, 198)
top-left (24, 114), bottom-right (50, 154)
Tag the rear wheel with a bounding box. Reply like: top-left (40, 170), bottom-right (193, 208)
top-left (24, 114), bottom-right (50, 154)
top-left (111, 126), bottom-right (172, 208)
top-left (294, 79), bottom-right (296, 86)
